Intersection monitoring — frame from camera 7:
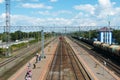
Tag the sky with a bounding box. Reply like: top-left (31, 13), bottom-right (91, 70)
top-left (0, 0), bottom-right (120, 29)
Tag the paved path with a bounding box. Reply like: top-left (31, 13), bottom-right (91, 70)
top-left (8, 38), bottom-right (59, 80)
top-left (65, 37), bottom-right (119, 80)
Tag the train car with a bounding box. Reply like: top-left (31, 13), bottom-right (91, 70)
top-left (80, 38), bottom-right (94, 45)
top-left (101, 43), bottom-right (110, 51)
top-left (72, 36), bottom-right (120, 61)
top-left (87, 39), bottom-right (94, 45)
top-left (115, 47), bottom-right (120, 56)
top-left (108, 45), bottom-right (120, 56)
top-left (93, 41), bottom-right (103, 49)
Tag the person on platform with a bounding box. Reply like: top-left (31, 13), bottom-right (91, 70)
top-left (25, 76), bottom-right (31, 80)
top-left (39, 55), bottom-right (41, 61)
top-left (27, 62), bottom-right (31, 69)
top-left (25, 70), bottom-right (32, 80)
top-left (33, 63), bottom-right (36, 69)
top-left (28, 70), bottom-right (32, 78)
top-left (36, 53), bottom-right (39, 63)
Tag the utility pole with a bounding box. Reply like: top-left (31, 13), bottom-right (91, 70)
top-left (41, 27), bottom-right (46, 58)
top-left (89, 27), bottom-right (91, 39)
top-left (27, 31), bottom-right (29, 48)
top-left (19, 26), bottom-right (22, 41)
top-left (53, 24), bottom-right (55, 37)
top-left (5, 0), bottom-right (11, 56)
top-left (65, 27), bottom-right (66, 36)
top-left (79, 26), bottom-right (80, 37)
top-left (37, 26), bottom-right (40, 52)
top-left (108, 15), bottom-right (111, 44)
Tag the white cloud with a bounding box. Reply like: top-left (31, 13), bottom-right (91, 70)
top-left (94, 0), bottom-right (116, 19)
top-left (1, 0), bottom-right (120, 29)
top-left (73, 0), bottom-right (120, 26)
top-left (0, 0), bottom-right (4, 3)
top-left (38, 11), bottom-right (50, 15)
top-left (22, 3), bottom-right (53, 9)
top-left (74, 4), bottom-right (95, 15)
top-left (57, 10), bottom-right (72, 15)
top-left (0, 13), bottom-right (5, 26)
top-left (31, 0), bottom-right (39, 1)
top-left (12, 0), bottom-right (39, 2)
top-left (38, 10), bottom-right (72, 16)
top-left (50, 0), bottom-right (58, 2)
top-left (9, 14), bottom-right (96, 27)
top-left (11, 15), bottom-right (44, 26)
top-left (72, 12), bottom-right (97, 26)
top-left (98, 0), bottom-right (112, 8)
top-left (0, 13), bottom-right (72, 27)
top-left (12, 0), bottom-right (22, 1)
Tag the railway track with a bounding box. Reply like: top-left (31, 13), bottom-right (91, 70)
top-left (0, 43), bottom-right (37, 67)
top-left (70, 37), bottom-right (120, 77)
top-left (0, 38), bottom-right (54, 69)
top-left (46, 38), bottom-right (91, 80)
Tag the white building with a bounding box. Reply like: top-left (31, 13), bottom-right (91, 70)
top-left (98, 27), bottom-right (113, 44)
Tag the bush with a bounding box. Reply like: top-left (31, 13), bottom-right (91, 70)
top-left (11, 43), bottom-right (27, 51)
top-left (0, 48), bottom-right (6, 55)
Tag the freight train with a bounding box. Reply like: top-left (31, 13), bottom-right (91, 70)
top-left (72, 36), bottom-right (120, 61)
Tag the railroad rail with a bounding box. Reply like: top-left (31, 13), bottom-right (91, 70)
top-left (70, 37), bottom-right (120, 77)
top-left (0, 43), bottom-right (37, 67)
top-left (0, 38), bottom-right (54, 73)
top-left (46, 38), bottom-right (91, 80)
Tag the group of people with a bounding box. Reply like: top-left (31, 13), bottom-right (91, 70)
top-left (25, 69), bottom-right (32, 80)
top-left (24, 62), bottom-right (32, 80)
top-left (33, 53), bottom-right (41, 69)
top-left (25, 53), bottom-right (41, 80)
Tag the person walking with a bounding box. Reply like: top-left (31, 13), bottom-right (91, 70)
top-left (33, 63), bottom-right (36, 69)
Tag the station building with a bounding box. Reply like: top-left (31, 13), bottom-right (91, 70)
top-left (98, 27), bottom-right (113, 44)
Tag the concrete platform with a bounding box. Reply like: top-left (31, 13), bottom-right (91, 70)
top-left (8, 38), bottom-right (59, 80)
top-left (65, 37), bottom-right (119, 80)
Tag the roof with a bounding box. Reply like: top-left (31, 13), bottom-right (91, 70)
top-left (98, 27), bottom-right (113, 32)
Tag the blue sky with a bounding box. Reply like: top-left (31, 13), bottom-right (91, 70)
top-left (0, 0), bottom-right (120, 28)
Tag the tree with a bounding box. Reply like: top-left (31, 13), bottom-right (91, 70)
top-left (113, 30), bottom-right (120, 44)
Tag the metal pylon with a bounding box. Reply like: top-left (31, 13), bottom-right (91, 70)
top-left (5, 0), bottom-right (11, 56)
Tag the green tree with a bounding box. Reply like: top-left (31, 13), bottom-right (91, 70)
top-left (113, 30), bottom-right (120, 44)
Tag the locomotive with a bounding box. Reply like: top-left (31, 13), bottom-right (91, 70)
top-left (59, 36), bottom-right (63, 40)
